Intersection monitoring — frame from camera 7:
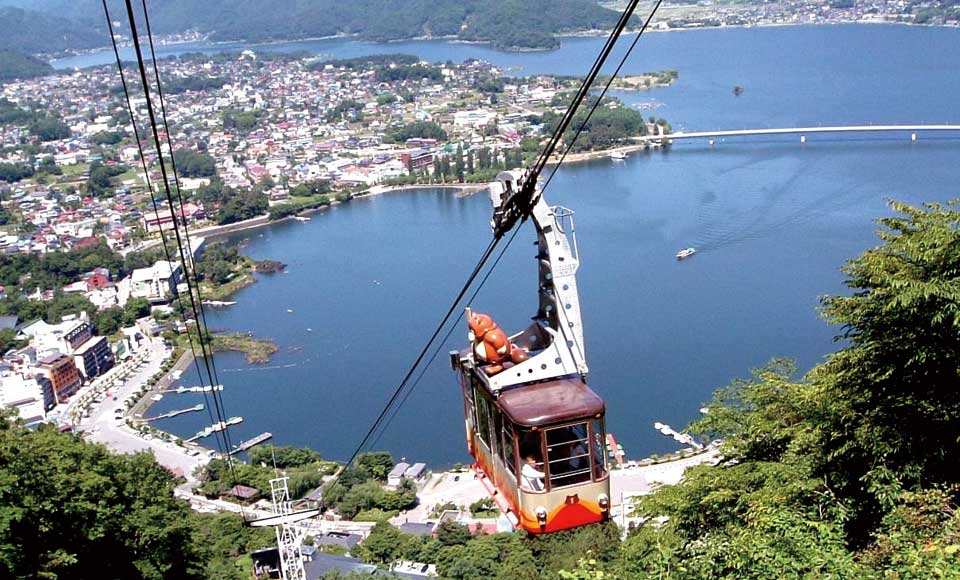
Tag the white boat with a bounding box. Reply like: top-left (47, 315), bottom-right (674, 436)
top-left (609, 151), bottom-right (627, 160)
top-left (293, 216), bottom-right (311, 222)
top-left (675, 247), bottom-right (696, 260)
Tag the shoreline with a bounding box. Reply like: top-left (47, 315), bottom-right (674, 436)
top-left (48, 21), bottom-right (960, 69)
top-left (194, 183), bottom-right (486, 242)
top-left (549, 142), bottom-right (658, 165)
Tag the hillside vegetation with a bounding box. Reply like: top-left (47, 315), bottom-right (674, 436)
top-left (0, 49), bottom-right (53, 81)
top-left (1, 200), bottom-right (958, 579)
top-left (0, 6), bottom-right (104, 53)
top-left (0, 0), bottom-right (627, 54)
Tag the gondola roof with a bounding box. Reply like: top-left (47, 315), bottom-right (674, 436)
top-left (498, 378), bottom-right (605, 428)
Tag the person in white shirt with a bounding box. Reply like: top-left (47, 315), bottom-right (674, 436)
top-left (521, 454), bottom-right (546, 491)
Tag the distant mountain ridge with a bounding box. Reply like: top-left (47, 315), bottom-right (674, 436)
top-left (0, 6), bottom-right (105, 54)
top-left (0, 48), bottom-right (53, 81)
top-left (0, 0), bottom-right (628, 54)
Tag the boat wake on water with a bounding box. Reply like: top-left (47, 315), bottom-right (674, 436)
top-left (222, 362), bottom-right (299, 373)
top-left (690, 166), bottom-right (874, 254)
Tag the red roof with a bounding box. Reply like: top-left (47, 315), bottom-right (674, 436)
top-left (86, 273), bottom-right (109, 289)
top-left (73, 237), bottom-right (100, 249)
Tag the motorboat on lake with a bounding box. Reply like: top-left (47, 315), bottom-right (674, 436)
top-left (676, 247), bottom-right (696, 260)
top-left (609, 150), bottom-right (627, 160)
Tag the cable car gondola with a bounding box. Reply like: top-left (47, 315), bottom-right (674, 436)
top-left (451, 171), bottom-right (610, 534)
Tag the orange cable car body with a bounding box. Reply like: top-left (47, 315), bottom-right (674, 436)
top-left (451, 171), bottom-right (610, 534)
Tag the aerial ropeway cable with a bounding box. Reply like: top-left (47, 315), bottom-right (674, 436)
top-left (101, 0), bottom-right (243, 492)
top-left (338, 0), bottom-right (661, 494)
top-left (106, 0), bottom-right (662, 531)
top-left (98, 0), bottom-right (229, 450)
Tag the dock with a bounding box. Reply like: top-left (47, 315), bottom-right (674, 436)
top-left (228, 432), bottom-right (273, 455)
top-left (145, 404), bottom-right (204, 421)
top-left (186, 416), bottom-right (243, 442)
top-left (164, 384), bottom-right (224, 394)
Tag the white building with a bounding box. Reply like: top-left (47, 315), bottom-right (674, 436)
top-left (453, 109), bottom-right (497, 128)
top-left (0, 373), bottom-right (50, 425)
top-left (129, 260), bottom-right (182, 304)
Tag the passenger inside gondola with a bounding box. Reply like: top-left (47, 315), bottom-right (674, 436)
top-left (546, 423), bottom-right (593, 488)
top-left (521, 453), bottom-right (546, 491)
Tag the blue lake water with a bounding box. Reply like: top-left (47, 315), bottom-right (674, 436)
top-left (140, 25), bottom-right (960, 466)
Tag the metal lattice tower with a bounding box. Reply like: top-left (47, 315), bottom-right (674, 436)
top-left (270, 476), bottom-right (307, 580)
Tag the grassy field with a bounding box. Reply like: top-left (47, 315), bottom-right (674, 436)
top-left (199, 273), bottom-right (255, 301)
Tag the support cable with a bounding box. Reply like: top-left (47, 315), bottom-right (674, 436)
top-left (370, 224), bottom-right (522, 447)
top-left (540, 0), bottom-right (664, 192)
top-left (137, 0), bottom-right (235, 455)
top-left (368, 0), bottom-right (664, 449)
top-left (119, 0), bottom-right (241, 495)
top-left (98, 0), bottom-right (223, 446)
top-left (493, 0), bottom-right (645, 238)
top-left (339, 237), bottom-right (499, 472)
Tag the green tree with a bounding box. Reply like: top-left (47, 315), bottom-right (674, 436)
top-left (454, 144), bottom-right (465, 182)
top-left (247, 445), bottom-right (321, 468)
top-left (123, 296), bottom-right (152, 325)
top-left (621, 200), bottom-right (960, 578)
top-left (0, 420), bottom-right (204, 579)
top-left (28, 116), bottom-right (70, 141)
top-left (0, 327), bottom-right (22, 353)
top-left (0, 162), bottom-right (33, 183)
top-left (86, 161), bottom-right (127, 197)
top-left (384, 121), bottom-right (448, 144)
top-left (191, 512), bottom-right (274, 580)
top-left (355, 521), bottom-right (404, 565)
top-left (94, 306), bottom-right (125, 335)
top-left (356, 451), bottom-right (394, 481)
top-left (814, 199), bottom-right (960, 543)
top-left (436, 521), bottom-right (472, 547)
top-left (172, 149), bottom-right (217, 178)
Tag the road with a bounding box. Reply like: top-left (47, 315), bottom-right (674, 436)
top-left (389, 448), bottom-right (721, 527)
top-left (75, 334), bottom-right (210, 482)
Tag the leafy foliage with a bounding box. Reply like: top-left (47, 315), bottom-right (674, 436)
top-left (0, 49), bottom-right (53, 82)
top-left (164, 75), bottom-right (225, 95)
top-left (28, 115), bottom-right (70, 142)
top-left (86, 161), bottom-right (128, 196)
top-left (126, 0), bottom-right (625, 50)
top-left (91, 131), bottom-right (123, 146)
top-left (0, 6), bottom-right (105, 53)
top-left (0, 162), bottom-right (33, 183)
top-left (196, 456), bottom-right (332, 500)
top-left (172, 149), bottom-right (217, 178)
top-left (621, 200), bottom-right (960, 578)
top-left (384, 121), bottom-right (448, 143)
top-left (543, 97), bottom-right (649, 152)
top-left (191, 512), bottom-right (275, 580)
top-left (0, 419), bottom-right (204, 579)
top-left (248, 444), bottom-right (322, 468)
top-left (195, 181), bottom-right (268, 224)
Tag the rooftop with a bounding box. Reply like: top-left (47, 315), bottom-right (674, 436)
top-left (498, 378), bottom-right (605, 428)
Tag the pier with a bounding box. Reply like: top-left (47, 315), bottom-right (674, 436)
top-left (635, 124), bottom-right (960, 143)
top-left (186, 416), bottom-right (243, 442)
top-left (228, 432), bottom-right (273, 455)
top-left (164, 384), bottom-right (224, 394)
top-left (145, 404), bottom-right (205, 421)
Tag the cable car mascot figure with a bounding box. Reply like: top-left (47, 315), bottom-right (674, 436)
top-left (467, 311), bottom-right (529, 375)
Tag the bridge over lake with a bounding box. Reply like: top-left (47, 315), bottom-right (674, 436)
top-left (636, 124), bottom-right (960, 143)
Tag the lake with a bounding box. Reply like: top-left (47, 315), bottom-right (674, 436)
top-left (142, 24), bottom-right (960, 466)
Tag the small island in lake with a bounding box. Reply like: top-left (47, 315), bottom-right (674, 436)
top-left (211, 332), bottom-right (279, 364)
top-left (254, 259), bottom-right (286, 273)
top-left (609, 70), bottom-right (679, 91)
